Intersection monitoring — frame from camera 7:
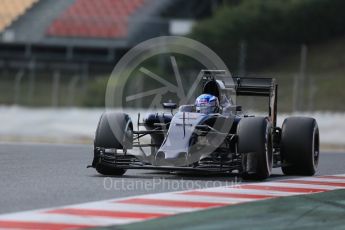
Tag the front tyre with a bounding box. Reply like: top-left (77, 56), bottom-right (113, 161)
top-left (94, 112), bottom-right (133, 150)
top-left (281, 117), bottom-right (319, 176)
top-left (92, 112), bottom-right (133, 176)
top-left (237, 117), bottom-right (273, 180)
top-left (96, 162), bottom-right (126, 176)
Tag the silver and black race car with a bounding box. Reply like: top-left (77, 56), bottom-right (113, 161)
top-left (89, 70), bottom-right (319, 180)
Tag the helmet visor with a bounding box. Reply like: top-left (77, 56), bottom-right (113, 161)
top-left (196, 105), bottom-right (215, 114)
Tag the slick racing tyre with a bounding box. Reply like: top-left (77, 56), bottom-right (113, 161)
top-left (93, 112), bottom-right (133, 176)
top-left (94, 112), bottom-right (133, 150)
top-left (237, 117), bottom-right (273, 180)
top-left (96, 163), bottom-right (126, 176)
top-left (281, 117), bottom-right (319, 176)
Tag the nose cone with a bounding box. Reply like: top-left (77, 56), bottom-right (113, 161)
top-left (154, 151), bottom-right (188, 166)
top-left (165, 151), bottom-right (188, 166)
top-left (155, 111), bottom-right (207, 167)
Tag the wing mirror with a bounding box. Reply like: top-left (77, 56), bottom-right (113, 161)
top-left (162, 102), bottom-right (177, 114)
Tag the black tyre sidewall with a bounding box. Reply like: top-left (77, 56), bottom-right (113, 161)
top-left (237, 117), bottom-right (273, 180)
top-left (96, 164), bottom-right (126, 176)
top-left (281, 117), bottom-right (319, 176)
top-left (94, 112), bottom-right (133, 149)
top-left (93, 112), bottom-right (132, 176)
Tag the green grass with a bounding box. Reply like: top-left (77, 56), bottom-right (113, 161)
top-left (99, 189), bottom-right (345, 230)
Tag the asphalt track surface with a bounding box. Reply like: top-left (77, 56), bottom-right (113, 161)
top-left (0, 143), bottom-right (344, 215)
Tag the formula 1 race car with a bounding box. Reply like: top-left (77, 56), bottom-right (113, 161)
top-left (89, 70), bottom-right (319, 180)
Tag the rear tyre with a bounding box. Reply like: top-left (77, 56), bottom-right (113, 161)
top-left (237, 117), bottom-right (273, 180)
top-left (281, 117), bottom-right (319, 176)
top-left (93, 112), bottom-right (133, 176)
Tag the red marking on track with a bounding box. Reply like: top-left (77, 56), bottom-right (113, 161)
top-left (317, 175), bottom-right (345, 180)
top-left (280, 179), bottom-right (345, 187)
top-left (0, 220), bottom-right (92, 230)
top-left (47, 208), bottom-right (169, 219)
top-left (180, 191), bottom-right (278, 199)
top-left (236, 184), bottom-right (328, 193)
top-left (116, 198), bottom-right (228, 208)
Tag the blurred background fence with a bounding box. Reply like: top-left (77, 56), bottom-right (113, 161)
top-left (0, 42), bottom-right (342, 113)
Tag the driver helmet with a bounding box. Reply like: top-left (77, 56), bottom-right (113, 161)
top-left (195, 94), bottom-right (220, 114)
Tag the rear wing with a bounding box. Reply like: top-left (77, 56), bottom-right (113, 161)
top-left (235, 77), bottom-right (278, 127)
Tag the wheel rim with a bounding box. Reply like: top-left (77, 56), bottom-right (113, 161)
top-left (265, 125), bottom-right (273, 174)
top-left (312, 126), bottom-right (320, 169)
top-left (122, 121), bottom-right (133, 150)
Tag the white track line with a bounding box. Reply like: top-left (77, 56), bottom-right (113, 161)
top-left (256, 182), bottom-right (342, 190)
top-left (292, 176), bottom-right (345, 183)
top-left (201, 186), bottom-right (301, 196)
top-left (0, 174), bottom-right (344, 229)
